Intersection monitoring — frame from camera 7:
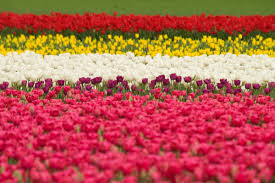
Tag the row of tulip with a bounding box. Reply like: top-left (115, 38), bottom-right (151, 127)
top-left (0, 34), bottom-right (273, 57)
top-left (0, 13), bottom-right (274, 35)
top-left (0, 88), bottom-right (274, 183)
top-left (0, 51), bottom-right (274, 84)
top-left (1, 73), bottom-right (274, 100)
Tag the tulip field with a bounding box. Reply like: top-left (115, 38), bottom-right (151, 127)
top-left (0, 11), bottom-right (275, 183)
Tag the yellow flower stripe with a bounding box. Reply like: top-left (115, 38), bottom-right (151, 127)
top-left (0, 34), bottom-right (274, 57)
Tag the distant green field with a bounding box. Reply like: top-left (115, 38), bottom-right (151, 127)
top-left (0, 0), bottom-right (274, 16)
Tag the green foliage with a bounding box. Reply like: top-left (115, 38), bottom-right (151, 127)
top-left (1, 27), bottom-right (274, 41)
top-left (8, 157), bottom-right (18, 165)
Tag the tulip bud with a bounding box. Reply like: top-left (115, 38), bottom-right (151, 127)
top-left (204, 79), bottom-right (211, 84)
top-left (253, 83), bottom-right (260, 89)
top-left (156, 75), bottom-right (165, 82)
top-left (28, 82), bottom-right (34, 88)
top-left (245, 83), bottom-right (251, 89)
top-left (163, 79), bottom-right (170, 86)
top-left (142, 78), bottom-right (148, 84)
top-left (170, 73), bottom-right (177, 80)
top-left (217, 83), bottom-right (223, 89)
top-left (196, 80), bottom-right (203, 86)
top-left (106, 89), bottom-right (112, 96)
top-left (264, 88), bottom-right (271, 94)
top-left (268, 82), bottom-right (275, 88)
top-left (57, 80), bottom-right (65, 86)
top-left (116, 75), bottom-right (124, 82)
top-left (234, 80), bottom-right (241, 86)
top-left (131, 85), bottom-right (137, 91)
top-left (21, 80), bottom-right (27, 86)
top-left (163, 87), bottom-right (169, 93)
top-left (184, 76), bottom-right (192, 83)
top-left (43, 87), bottom-right (50, 94)
top-left (176, 76), bottom-right (182, 83)
top-left (85, 85), bottom-right (92, 91)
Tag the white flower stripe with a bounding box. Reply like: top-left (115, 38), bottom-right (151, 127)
top-left (0, 51), bottom-right (274, 84)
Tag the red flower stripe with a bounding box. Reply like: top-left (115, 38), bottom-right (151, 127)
top-left (0, 12), bottom-right (274, 34)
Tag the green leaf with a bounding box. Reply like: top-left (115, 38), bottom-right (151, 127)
top-left (13, 170), bottom-right (23, 183)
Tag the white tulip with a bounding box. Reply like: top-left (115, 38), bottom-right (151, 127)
top-left (0, 51), bottom-right (274, 84)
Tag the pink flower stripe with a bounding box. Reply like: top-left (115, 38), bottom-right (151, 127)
top-left (0, 88), bottom-right (274, 183)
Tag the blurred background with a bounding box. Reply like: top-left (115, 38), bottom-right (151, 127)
top-left (0, 0), bottom-right (274, 15)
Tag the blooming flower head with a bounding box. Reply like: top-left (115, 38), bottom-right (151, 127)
top-left (107, 80), bottom-right (114, 88)
top-left (118, 86), bottom-right (123, 92)
top-left (35, 82), bottom-right (42, 89)
top-left (217, 83), bottom-right (223, 89)
top-left (176, 76), bottom-right (182, 83)
top-left (149, 83), bottom-right (155, 89)
top-left (150, 80), bottom-right (156, 86)
top-left (43, 86), bottom-right (50, 93)
top-left (204, 79), bottom-right (211, 84)
top-left (184, 76), bottom-right (192, 83)
top-left (196, 89), bottom-right (201, 94)
top-left (91, 78), bottom-right (97, 85)
top-left (79, 77), bottom-right (86, 84)
top-left (54, 85), bottom-right (62, 93)
top-left (207, 83), bottom-right (214, 90)
top-left (116, 75), bottom-right (124, 82)
top-left (142, 78), bottom-right (148, 84)
top-left (45, 78), bottom-right (53, 83)
top-left (0, 82), bottom-right (8, 90)
top-left (131, 85), bottom-right (137, 91)
top-left (84, 77), bottom-right (91, 84)
top-left (220, 79), bottom-right (228, 85)
top-left (85, 85), bottom-right (92, 91)
top-left (163, 87), bottom-right (170, 93)
top-left (245, 83), bottom-right (251, 89)
top-left (225, 83), bottom-right (232, 88)
top-left (163, 79), bottom-right (170, 86)
top-left (21, 80), bottom-right (27, 86)
top-left (234, 80), bottom-right (241, 86)
top-left (75, 84), bottom-right (81, 90)
top-left (226, 88), bottom-right (232, 94)
top-left (156, 75), bottom-right (165, 82)
top-left (170, 73), bottom-right (177, 80)
top-left (45, 79), bottom-right (53, 88)
top-left (112, 80), bottom-right (118, 87)
top-left (96, 77), bottom-right (102, 84)
top-left (64, 86), bottom-right (71, 93)
top-left (196, 80), bottom-right (203, 86)
top-left (253, 83), bottom-right (260, 89)
top-left (106, 89), bottom-right (112, 96)
top-left (121, 80), bottom-right (128, 87)
top-left (57, 80), bottom-right (65, 86)
top-left (28, 81), bottom-right (34, 88)
top-left (268, 82), bottom-right (275, 88)
top-left (264, 88), bottom-right (271, 94)
top-left (234, 88), bottom-right (242, 94)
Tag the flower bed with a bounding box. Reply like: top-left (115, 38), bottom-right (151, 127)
top-left (1, 73), bottom-right (275, 98)
top-left (0, 89), bottom-right (275, 183)
top-left (0, 52), bottom-right (274, 84)
top-left (0, 34), bottom-right (273, 57)
top-left (0, 12), bottom-right (274, 183)
top-left (0, 13), bottom-right (274, 35)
